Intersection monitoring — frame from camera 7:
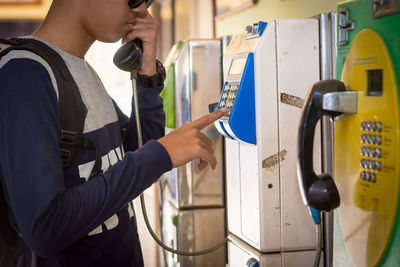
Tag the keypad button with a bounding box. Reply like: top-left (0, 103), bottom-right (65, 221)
top-left (367, 160), bottom-right (373, 169)
top-left (370, 173), bottom-right (377, 183)
top-left (361, 121), bottom-right (367, 131)
top-left (361, 134), bottom-right (367, 143)
top-left (360, 159), bottom-right (366, 168)
top-left (366, 121), bottom-right (372, 131)
top-left (373, 161), bottom-right (381, 171)
top-left (375, 148), bottom-right (382, 158)
top-left (376, 122), bottom-right (383, 132)
top-left (371, 148), bottom-right (377, 157)
top-left (375, 135), bottom-right (382, 145)
top-left (361, 146), bottom-right (366, 156)
top-left (367, 147), bottom-right (373, 157)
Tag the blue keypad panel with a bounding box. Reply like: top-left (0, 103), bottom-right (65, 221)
top-left (219, 82), bottom-right (240, 118)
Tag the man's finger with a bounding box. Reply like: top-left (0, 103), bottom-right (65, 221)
top-left (191, 109), bottom-right (227, 130)
top-left (199, 150), bottom-right (217, 170)
top-left (199, 132), bottom-right (212, 147)
top-left (197, 159), bottom-right (208, 171)
top-left (198, 139), bottom-right (214, 156)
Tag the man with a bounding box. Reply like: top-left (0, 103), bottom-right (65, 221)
top-left (0, 0), bottom-right (225, 266)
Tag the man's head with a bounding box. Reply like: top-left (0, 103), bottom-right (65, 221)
top-left (50, 0), bottom-right (150, 43)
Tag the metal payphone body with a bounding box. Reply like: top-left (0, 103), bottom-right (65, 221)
top-left (228, 235), bottom-right (319, 267)
top-left (215, 19), bottom-right (323, 265)
top-left (334, 1), bottom-right (400, 266)
top-left (297, 1), bottom-right (400, 266)
top-left (159, 40), bottom-right (225, 267)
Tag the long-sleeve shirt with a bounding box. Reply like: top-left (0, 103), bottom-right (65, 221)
top-left (0, 36), bottom-right (172, 267)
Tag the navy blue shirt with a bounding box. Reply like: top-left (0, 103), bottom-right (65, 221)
top-left (0, 46), bottom-right (171, 266)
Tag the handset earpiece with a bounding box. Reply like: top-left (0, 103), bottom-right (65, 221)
top-left (113, 38), bottom-right (143, 77)
top-left (297, 79), bottom-right (345, 212)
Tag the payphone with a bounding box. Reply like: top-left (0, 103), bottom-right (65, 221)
top-left (159, 40), bottom-right (225, 267)
top-left (298, 0), bottom-right (400, 266)
top-left (215, 19), bottom-right (325, 266)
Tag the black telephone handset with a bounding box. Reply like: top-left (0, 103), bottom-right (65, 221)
top-left (114, 0), bottom-right (155, 75)
top-left (113, 38), bottom-right (143, 78)
top-left (297, 79), bottom-right (344, 212)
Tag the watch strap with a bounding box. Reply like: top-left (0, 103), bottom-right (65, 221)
top-left (137, 60), bottom-right (166, 88)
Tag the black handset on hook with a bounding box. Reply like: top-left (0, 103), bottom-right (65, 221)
top-left (297, 79), bottom-right (344, 212)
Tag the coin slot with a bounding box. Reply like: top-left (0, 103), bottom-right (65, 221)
top-left (367, 69), bottom-right (383, 96)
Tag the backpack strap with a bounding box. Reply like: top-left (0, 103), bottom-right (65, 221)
top-left (0, 39), bottom-right (12, 52)
top-left (0, 38), bottom-right (102, 177)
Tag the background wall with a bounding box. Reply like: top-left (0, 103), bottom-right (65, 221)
top-left (215, 0), bottom-right (342, 37)
top-left (174, 0), bottom-right (214, 41)
top-left (0, 0), bottom-right (51, 20)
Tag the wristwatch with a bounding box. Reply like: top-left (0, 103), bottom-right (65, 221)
top-left (137, 60), bottom-right (166, 88)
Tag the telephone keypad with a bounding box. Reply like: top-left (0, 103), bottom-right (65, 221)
top-left (359, 120), bottom-right (384, 183)
top-left (219, 82), bottom-right (240, 118)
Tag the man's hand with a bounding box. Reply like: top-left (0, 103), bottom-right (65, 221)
top-left (158, 109), bottom-right (227, 171)
top-left (123, 9), bottom-right (159, 76)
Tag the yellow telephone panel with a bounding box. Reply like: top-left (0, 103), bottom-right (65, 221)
top-left (335, 29), bottom-right (400, 267)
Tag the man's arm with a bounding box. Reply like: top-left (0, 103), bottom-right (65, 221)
top-left (115, 8), bottom-right (165, 152)
top-left (0, 59), bottom-right (172, 257)
top-left (112, 83), bottom-right (165, 152)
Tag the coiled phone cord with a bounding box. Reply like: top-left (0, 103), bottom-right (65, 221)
top-left (132, 78), bottom-right (228, 256)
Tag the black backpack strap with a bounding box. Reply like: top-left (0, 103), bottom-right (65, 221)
top-left (0, 39), bottom-right (17, 59)
top-left (59, 130), bottom-right (102, 177)
top-left (0, 38), bottom-right (102, 176)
